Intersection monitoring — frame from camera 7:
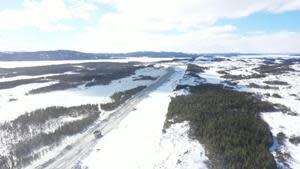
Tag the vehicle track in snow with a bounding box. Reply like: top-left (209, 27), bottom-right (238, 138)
top-left (34, 67), bottom-right (175, 169)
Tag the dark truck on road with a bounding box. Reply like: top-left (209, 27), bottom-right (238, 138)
top-left (93, 130), bottom-right (103, 139)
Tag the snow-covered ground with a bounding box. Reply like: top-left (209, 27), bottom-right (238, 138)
top-left (190, 55), bottom-right (300, 168)
top-left (0, 57), bottom-right (173, 68)
top-left (155, 122), bottom-right (209, 169)
top-left (262, 112), bottom-right (300, 168)
top-left (1, 59), bottom-right (192, 169)
top-left (1, 55), bottom-right (300, 169)
top-left (80, 65), bottom-right (209, 169)
top-left (0, 66), bottom-right (165, 123)
top-left (0, 72), bottom-right (78, 82)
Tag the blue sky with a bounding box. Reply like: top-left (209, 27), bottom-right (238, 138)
top-left (0, 1), bottom-right (23, 10)
top-left (0, 0), bottom-right (300, 53)
top-left (217, 10), bottom-right (300, 34)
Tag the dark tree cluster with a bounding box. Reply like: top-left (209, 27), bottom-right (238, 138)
top-left (0, 78), bottom-right (49, 90)
top-left (218, 62), bottom-right (296, 82)
top-left (219, 71), bottom-right (266, 80)
top-left (289, 135), bottom-right (300, 145)
top-left (253, 63), bottom-right (295, 75)
top-left (248, 83), bottom-right (279, 90)
top-left (264, 80), bottom-right (289, 86)
top-left (101, 86), bottom-right (147, 111)
top-left (0, 62), bottom-right (147, 93)
top-left (274, 132), bottom-right (291, 168)
top-left (27, 82), bottom-right (82, 95)
top-left (0, 50), bottom-right (196, 61)
top-left (186, 64), bottom-right (207, 73)
top-left (133, 75), bottom-right (158, 81)
top-left (183, 64), bottom-right (207, 80)
top-left (164, 84), bottom-right (277, 169)
top-left (0, 104), bottom-right (100, 169)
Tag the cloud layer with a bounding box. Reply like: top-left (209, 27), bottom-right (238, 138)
top-left (0, 0), bottom-right (96, 31)
top-left (1, 0), bottom-right (300, 52)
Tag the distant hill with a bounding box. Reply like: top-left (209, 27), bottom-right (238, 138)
top-left (0, 50), bottom-right (297, 61)
top-left (0, 50), bottom-right (196, 61)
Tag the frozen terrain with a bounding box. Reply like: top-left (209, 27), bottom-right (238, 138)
top-left (0, 66), bottom-right (165, 122)
top-left (1, 54), bottom-right (300, 169)
top-left (189, 54), bottom-right (300, 168)
top-left (0, 59), bottom-right (190, 169)
top-left (80, 65), bottom-right (209, 169)
top-left (0, 57), bottom-right (174, 68)
top-left (0, 58), bottom-right (209, 169)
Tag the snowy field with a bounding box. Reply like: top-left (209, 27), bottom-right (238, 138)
top-left (0, 57), bottom-right (173, 68)
top-left (1, 55), bottom-right (300, 169)
top-left (80, 65), bottom-right (209, 169)
top-left (0, 66), bottom-right (165, 122)
top-left (0, 58), bottom-right (177, 169)
top-left (0, 58), bottom-right (209, 169)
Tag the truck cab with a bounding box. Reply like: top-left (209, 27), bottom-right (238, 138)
top-left (93, 130), bottom-right (103, 138)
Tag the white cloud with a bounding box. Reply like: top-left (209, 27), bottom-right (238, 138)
top-left (2, 0), bottom-right (299, 32)
top-left (0, 0), bottom-right (96, 31)
top-left (71, 25), bottom-right (300, 53)
top-left (0, 0), bottom-right (300, 52)
top-left (67, 0), bottom-right (300, 53)
top-left (267, 0), bottom-right (300, 13)
top-left (95, 0), bottom-right (300, 32)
